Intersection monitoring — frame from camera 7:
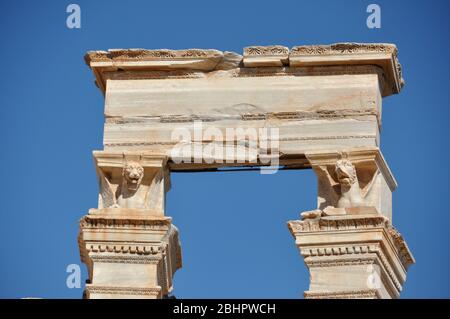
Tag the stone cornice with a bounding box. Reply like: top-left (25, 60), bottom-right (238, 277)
top-left (85, 43), bottom-right (403, 97)
top-left (243, 45), bottom-right (289, 67)
top-left (79, 214), bottom-right (172, 229)
top-left (93, 151), bottom-right (168, 169)
top-left (288, 214), bottom-right (415, 273)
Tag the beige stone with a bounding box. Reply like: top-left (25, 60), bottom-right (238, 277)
top-left (288, 212), bottom-right (414, 299)
top-left (80, 43), bottom-right (413, 299)
top-left (78, 210), bottom-right (182, 299)
top-left (305, 147), bottom-right (396, 221)
top-left (243, 45), bottom-right (289, 67)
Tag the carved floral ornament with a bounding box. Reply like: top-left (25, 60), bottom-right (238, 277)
top-left (85, 43), bottom-right (399, 63)
top-left (86, 48), bottom-right (222, 62)
top-left (243, 45), bottom-right (289, 56)
top-left (308, 156), bottom-right (385, 215)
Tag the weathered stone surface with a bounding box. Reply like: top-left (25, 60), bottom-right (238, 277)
top-left (288, 212), bottom-right (414, 299)
top-left (287, 147), bottom-right (414, 299)
top-left (215, 51), bottom-right (243, 70)
top-left (243, 45), bottom-right (289, 67)
top-left (79, 209), bottom-right (182, 299)
top-left (81, 43), bottom-right (413, 299)
top-left (289, 43), bottom-right (404, 96)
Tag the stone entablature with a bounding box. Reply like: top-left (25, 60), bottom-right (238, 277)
top-left (85, 43), bottom-right (402, 162)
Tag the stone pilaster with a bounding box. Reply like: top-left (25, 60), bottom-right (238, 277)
top-left (288, 148), bottom-right (414, 299)
top-left (288, 213), bottom-right (414, 299)
top-left (78, 151), bottom-right (182, 299)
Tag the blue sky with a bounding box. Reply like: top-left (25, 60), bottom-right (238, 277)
top-left (0, 0), bottom-right (449, 298)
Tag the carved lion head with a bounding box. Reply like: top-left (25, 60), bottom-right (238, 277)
top-left (123, 161), bottom-right (144, 191)
top-left (335, 159), bottom-right (357, 186)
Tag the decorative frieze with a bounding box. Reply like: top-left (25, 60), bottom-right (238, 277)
top-left (85, 285), bottom-right (162, 299)
top-left (288, 213), bottom-right (413, 298)
top-left (86, 43), bottom-right (402, 97)
top-left (290, 43), bottom-right (403, 95)
top-left (243, 45), bottom-right (289, 67)
top-left (81, 43), bottom-right (413, 299)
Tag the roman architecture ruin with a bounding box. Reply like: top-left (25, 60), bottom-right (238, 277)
top-left (79, 43), bottom-right (414, 299)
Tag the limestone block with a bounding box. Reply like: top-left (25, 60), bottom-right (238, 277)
top-left (94, 151), bottom-right (170, 215)
top-left (78, 209), bottom-right (182, 299)
top-left (287, 213), bottom-right (414, 299)
top-left (305, 147), bottom-right (396, 221)
top-left (102, 70), bottom-right (382, 165)
top-left (81, 43), bottom-right (410, 299)
top-left (243, 45), bottom-right (289, 67)
top-left (103, 72), bottom-right (381, 118)
top-left (289, 43), bottom-right (404, 96)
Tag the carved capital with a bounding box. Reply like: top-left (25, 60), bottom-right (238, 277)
top-left (305, 147), bottom-right (396, 221)
top-left (94, 151), bottom-right (170, 215)
top-left (290, 43), bottom-right (403, 96)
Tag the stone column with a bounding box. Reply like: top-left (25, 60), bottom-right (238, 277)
top-left (78, 151), bottom-right (182, 299)
top-left (288, 148), bottom-right (414, 299)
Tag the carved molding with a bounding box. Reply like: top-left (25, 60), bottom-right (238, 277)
top-left (89, 254), bottom-right (162, 264)
top-left (288, 212), bottom-right (414, 295)
top-left (288, 215), bottom-right (389, 233)
top-left (289, 214), bottom-right (413, 267)
top-left (305, 255), bottom-right (377, 267)
top-left (387, 226), bottom-right (416, 267)
top-left (102, 64), bottom-right (385, 85)
top-left (79, 214), bottom-right (172, 229)
top-left (290, 43), bottom-right (403, 95)
top-left (300, 244), bottom-right (380, 257)
top-left (301, 243), bottom-right (402, 292)
top-left (88, 44), bottom-right (400, 96)
top-left (244, 45), bottom-right (289, 56)
top-left (304, 289), bottom-right (381, 299)
top-left (290, 43), bottom-right (397, 56)
top-left (86, 285), bottom-right (162, 297)
top-left (85, 244), bottom-right (163, 255)
top-left (85, 48), bottom-right (223, 63)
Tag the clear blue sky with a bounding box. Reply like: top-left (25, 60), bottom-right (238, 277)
top-left (0, 0), bottom-right (449, 299)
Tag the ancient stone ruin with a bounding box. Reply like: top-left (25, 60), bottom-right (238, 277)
top-left (79, 43), bottom-right (414, 299)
